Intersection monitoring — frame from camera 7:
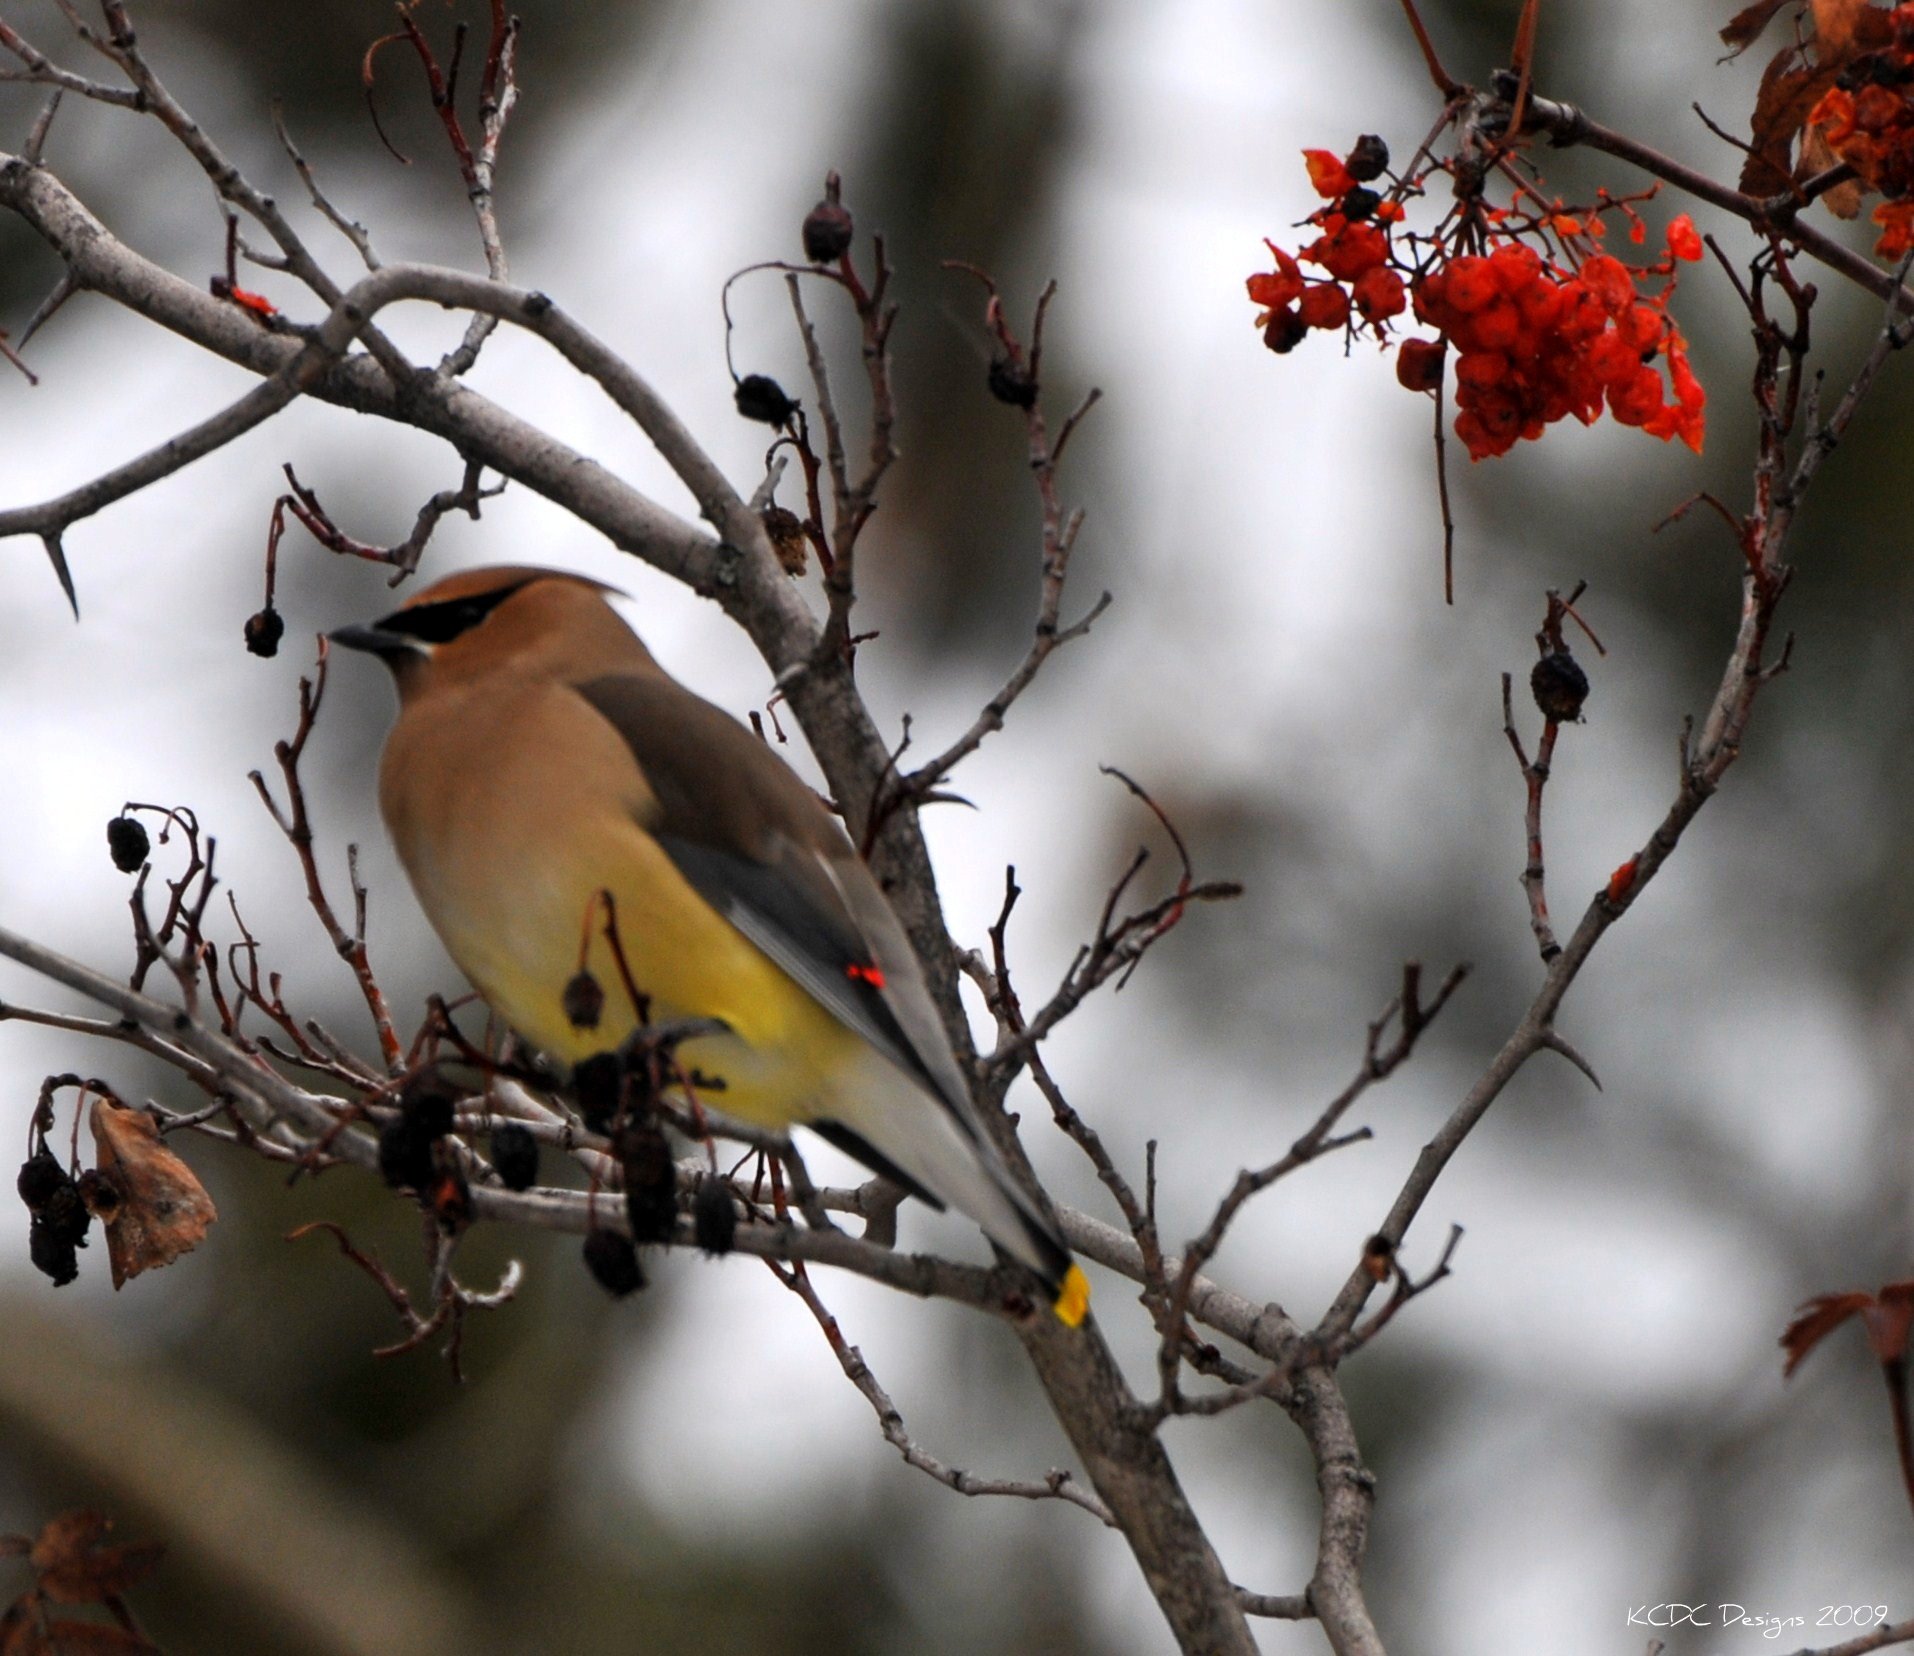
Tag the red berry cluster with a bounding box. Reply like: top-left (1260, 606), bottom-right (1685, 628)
top-left (1247, 137), bottom-right (1406, 355)
top-left (1811, 4), bottom-right (1914, 260)
top-left (1412, 234), bottom-right (1706, 460)
top-left (1247, 144), bottom-right (1707, 462)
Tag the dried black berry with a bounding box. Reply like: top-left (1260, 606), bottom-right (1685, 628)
top-left (760, 504), bottom-right (809, 575)
top-left (244, 606), bottom-right (285, 658)
top-left (29, 1216), bottom-right (80, 1287)
top-left (37, 1180), bottom-right (90, 1248)
top-left (1345, 134), bottom-right (1390, 182)
top-left (17, 1150), bottom-right (69, 1211)
top-left (734, 374), bottom-right (798, 426)
top-left (572, 1052), bottom-right (624, 1133)
top-left (562, 970), bottom-right (605, 1031)
top-left (1530, 651), bottom-right (1590, 723)
top-left (1262, 309), bottom-right (1309, 355)
top-left (802, 200), bottom-right (854, 263)
top-left (378, 1117), bottom-right (435, 1191)
top-left (399, 1069), bottom-right (458, 1138)
top-left (76, 1167), bottom-right (121, 1222)
top-left (986, 356), bottom-right (1038, 409)
top-left (490, 1122), bottom-right (539, 1192)
top-left (1340, 186), bottom-right (1381, 222)
top-left (693, 1176), bottom-right (736, 1256)
top-left (620, 1121), bottom-right (678, 1244)
top-left (583, 1228), bottom-right (645, 1297)
top-left (106, 814), bottom-right (150, 874)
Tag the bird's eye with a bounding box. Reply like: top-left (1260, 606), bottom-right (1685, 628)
top-left (378, 582), bottom-right (529, 644)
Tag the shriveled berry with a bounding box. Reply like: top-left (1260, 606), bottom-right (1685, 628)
top-left (76, 1168), bottom-right (121, 1222)
top-left (399, 1068), bottom-right (458, 1138)
top-left (1345, 134), bottom-right (1390, 182)
top-left (986, 356), bottom-right (1038, 408)
top-left (1530, 651), bottom-right (1590, 722)
top-left (1340, 186), bottom-right (1381, 222)
top-left (378, 1117), bottom-right (434, 1191)
top-left (1351, 266), bottom-right (1406, 323)
top-left (620, 1120), bottom-right (677, 1244)
top-left (583, 1228), bottom-right (645, 1298)
top-left (693, 1175), bottom-right (737, 1256)
top-left (1297, 283), bottom-right (1351, 330)
top-left (562, 970), bottom-right (605, 1031)
top-left (802, 199), bottom-right (854, 263)
top-left (36, 1180), bottom-right (90, 1248)
top-left (490, 1122), bottom-right (539, 1191)
top-left (572, 1052), bottom-right (624, 1133)
top-left (244, 606), bottom-right (285, 658)
top-left (1395, 337), bottom-right (1446, 392)
top-left (1262, 308), bottom-right (1309, 354)
top-left (29, 1216), bottom-right (80, 1287)
top-left (735, 374), bottom-right (797, 426)
top-left (106, 815), bottom-right (150, 874)
top-left (17, 1150), bottom-right (69, 1211)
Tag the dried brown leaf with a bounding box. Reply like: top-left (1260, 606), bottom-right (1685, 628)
top-left (27, 1513), bottom-right (162, 1607)
top-left (1741, 54), bottom-right (1841, 195)
top-left (1722, 0), bottom-right (1798, 53)
top-left (0, 1597), bottom-right (38, 1656)
top-left (1781, 1290), bottom-right (1872, 1376)
top-left (88, 1101), bottom-right (217, 1290)
top-left (1812, 0), bottom-right (1870, 55)
top-left (1800, 125), bottom-right (1866, 216)
top-left (1862, 1280), bottom-right (1914, 1364)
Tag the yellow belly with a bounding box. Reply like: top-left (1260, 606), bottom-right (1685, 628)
top-left (449, 813), bottom-right (863, 1124)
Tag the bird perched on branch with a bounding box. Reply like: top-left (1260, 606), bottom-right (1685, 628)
top-left (332, 564), bottom-right (1087, 1325)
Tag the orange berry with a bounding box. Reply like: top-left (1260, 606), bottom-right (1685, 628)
top-left (1488, 241), bottom-right (1544, 294)
top-left (1618, 302), bottom-right (1667, 353)
top-left (1444, 256), bottom-right (1497, 313)
top-left (1515, 278), bottom-right (1565, 332)
top-left (1607, 366), bottom-right (1665, 427)
top-left (1352, 266), bottom-right (1407, 322)
top-left (1580, 254), bottom-right (1635, 315)
top-left (1855, 84), bottom-right (1904, 135)
top-left (1312, 223), bottom-right (1388, 281)
top-left (1585, 329), bottom-right (1638, 387)
top-left (1667, 214), bottom-right (1703, 262)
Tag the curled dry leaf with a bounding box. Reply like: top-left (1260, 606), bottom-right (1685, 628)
top-left (27, 1512), bottom-right (163, 1606)
top-left (1720, 0), bottom-right (1796, 54)
top-left (1800, 126), bottom-right (1865, 217)
top-left (87, 1100), bottom-right (217, 1290)
top-left (1781, 1279), bottom-right (1914, 1376)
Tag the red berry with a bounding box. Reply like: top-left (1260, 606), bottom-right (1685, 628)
top-left (1395, 338), bottom-right (1446, 391)
top-left (1298, 283), bottom-right (1352, 330)
top-left (1443, 257), bottom-right (1497, 314)
top-left (1351, 266), bottom-right (1406, 322)
top-left (1470, 300), bottom-right (1522, 352)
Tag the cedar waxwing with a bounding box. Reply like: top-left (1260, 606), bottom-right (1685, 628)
top-left (332, 565), bottom-right (1088, 1325)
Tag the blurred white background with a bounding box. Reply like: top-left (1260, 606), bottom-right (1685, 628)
top-left (4, 2), bottom-right (1912, 1652)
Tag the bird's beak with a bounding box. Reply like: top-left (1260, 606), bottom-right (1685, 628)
top-left (328, 622), bottom-right (422, 661)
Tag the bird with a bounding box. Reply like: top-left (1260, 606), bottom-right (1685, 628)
top-left (331, 564), bottom-right (1088, 1326)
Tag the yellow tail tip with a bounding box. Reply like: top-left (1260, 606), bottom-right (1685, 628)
top-left (1053, 1263), bottom-right (1091, 1328)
